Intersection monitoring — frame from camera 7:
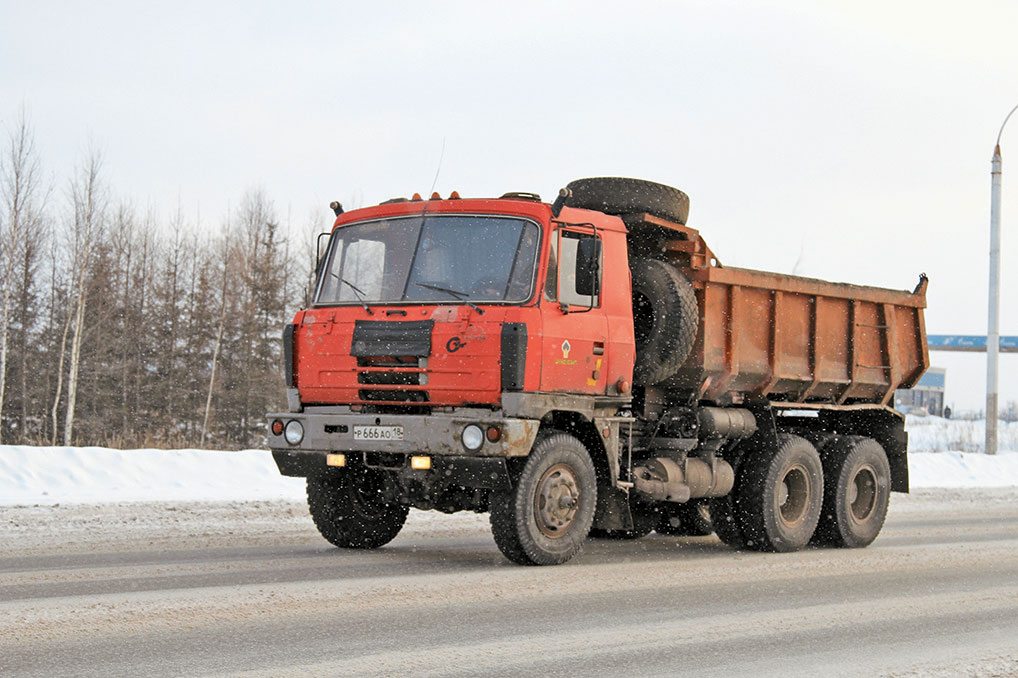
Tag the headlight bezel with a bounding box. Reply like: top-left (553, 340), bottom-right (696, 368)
top-left (461, 424), bottom-right (484, 451)
top-left (284, 420), bottom-right (305, 445)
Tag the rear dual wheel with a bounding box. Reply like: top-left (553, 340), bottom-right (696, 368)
top-left (718, 434), bottom-right (824, 553)
top-left (716, 433), bottom-right (891, 552)
top-left (740, 434), bottom-right (824, 552)
top-left (813, 436), bottom-right (891, 548)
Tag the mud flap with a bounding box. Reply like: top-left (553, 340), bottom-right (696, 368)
top-left (592, 484), bottom-right (635, 531)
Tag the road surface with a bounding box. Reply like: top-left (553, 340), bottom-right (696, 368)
top-left (3, 488), bottom-right (1018, 677)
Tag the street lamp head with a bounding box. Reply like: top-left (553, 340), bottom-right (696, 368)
top-left (995, 103), bottom-right (1018, 149)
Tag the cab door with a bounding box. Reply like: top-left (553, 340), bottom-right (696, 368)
top-left (539, 226), bottom-right (609, 395)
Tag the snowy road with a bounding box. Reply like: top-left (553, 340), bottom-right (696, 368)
top-left (3, 489), bottom-right (1018, 678)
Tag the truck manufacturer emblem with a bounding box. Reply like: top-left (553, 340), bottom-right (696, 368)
top-left (446, 336), bottom-right (467, 353)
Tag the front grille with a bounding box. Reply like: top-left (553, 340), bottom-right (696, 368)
top-left (356, 355), bottom-right (429, 404)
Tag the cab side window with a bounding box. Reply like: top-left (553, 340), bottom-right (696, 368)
top-left (556, 230), bottom-right (602, 308)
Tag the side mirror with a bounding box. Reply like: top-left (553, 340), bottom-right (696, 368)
top-left (309, 231), bottom-right (333, 306)
top-left (574, 237), bottom-right (602, 297)
top-left (315, 232), bottom-right (332, 277)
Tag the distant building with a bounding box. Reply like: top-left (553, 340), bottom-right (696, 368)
top-left (895, 367), bottom-right (946, 416)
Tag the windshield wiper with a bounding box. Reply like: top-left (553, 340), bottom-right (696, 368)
top-left (415, 282), bottom-right (484, 315)
top-left (334, 275), bottom-right (374, 315)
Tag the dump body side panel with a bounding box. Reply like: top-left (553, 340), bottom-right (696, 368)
top-left (669, 265), bottom-right (928, 405)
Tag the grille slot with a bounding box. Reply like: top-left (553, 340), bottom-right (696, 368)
top-left (358, 389), bottom-right (430, 403)
top-left (358, 371), bottom-right (423, 386)
top-left (357, 356), bottom-right (420, 368)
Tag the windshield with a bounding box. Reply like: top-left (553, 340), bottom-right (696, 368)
top-left (315, 214), bottom-right (540, 305)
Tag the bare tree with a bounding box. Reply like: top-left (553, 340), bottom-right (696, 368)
top-left (56, 150), bottom-right (107, 445)
top-left (201, 230), bottom-right (236, 444)
top-left (1002, 401), bottom-right (1018, 424)
top-left (0, 110), bottom-right (46, 443)
top-left (0, 110), bottom-right (307, 448)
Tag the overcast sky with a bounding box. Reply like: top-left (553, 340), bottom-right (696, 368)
top-left (2, 0), bottom-right (1016, 410)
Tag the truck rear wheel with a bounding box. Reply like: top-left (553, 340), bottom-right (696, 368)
top-left (306, 468), bottom-right (409, 549)
top-left (737, 434), bottom-right (823, 552)
top-left (565, 177), bottom-right (691, 224)
top-left (489, 432), bottom-right (597, 565)
top-left (631, 259), bottom-right (698, 385)
top-left (812, 436), bottom-right (891, 548)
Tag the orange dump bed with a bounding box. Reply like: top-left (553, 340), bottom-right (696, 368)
top-left (636, 214), bottom-right (930, 406)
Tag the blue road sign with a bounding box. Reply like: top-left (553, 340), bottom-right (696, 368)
top-left (927, 335), bottom-right (1018, 352)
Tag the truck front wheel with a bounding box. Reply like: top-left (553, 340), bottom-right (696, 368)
top-left (306, 468), bottom-right (409, 549)
top-left (812, 436), bottom-right (891, 548)
top-left (489, 433), bottom-right (597, 565)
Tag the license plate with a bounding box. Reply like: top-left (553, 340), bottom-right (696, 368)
top-left (353, 425), bottom-right (404, 441)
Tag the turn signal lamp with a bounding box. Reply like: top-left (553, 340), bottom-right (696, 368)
top-left (486, 426), bottom-right (502, 442)
top-left (271, 420), bottom-right (284, 436)
top-left (326, 453), bottom-right (346, 467)
top-left (411, 456), bottom-right (432, 470)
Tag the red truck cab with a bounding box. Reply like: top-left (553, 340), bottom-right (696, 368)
top-left (289, 196), bottom-right (635, 408)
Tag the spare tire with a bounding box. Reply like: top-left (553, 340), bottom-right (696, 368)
top-left (631, 258), bottom-right (698, 385)
top-left (565, 177), bottom-right (690, 224)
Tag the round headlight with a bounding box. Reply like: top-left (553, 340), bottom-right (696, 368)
top-left (284, 420), bottom-right (305, 445)
top-left (461, 424), bottom-right (484, 450)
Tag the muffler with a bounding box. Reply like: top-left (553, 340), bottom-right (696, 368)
top-left (633, 457), bottom-right (734, 503)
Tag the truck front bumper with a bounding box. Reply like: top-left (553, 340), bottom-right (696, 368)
top-left (266, 408), bottom-right (540, 458)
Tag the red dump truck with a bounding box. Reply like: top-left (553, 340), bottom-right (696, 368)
top-left (267, 178), bottom-right (929, 565)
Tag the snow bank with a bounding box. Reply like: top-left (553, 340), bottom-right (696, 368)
top-left (1, 416), bottom-right (1016, 506)
top-left (907, 449), bottom-right (1018, 488)
top-left (0, 445), bottom-right (306, 506)
top-left (905, 415), bottom-right (1018, 454)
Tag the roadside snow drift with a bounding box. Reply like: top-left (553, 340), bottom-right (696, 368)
top-left (1, 417), bottom-right (1015, 505)
top-left (0, 446), bottom-right (306, 505)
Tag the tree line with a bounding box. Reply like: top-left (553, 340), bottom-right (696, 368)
top-left (0, 113), bottom-right (317, 449)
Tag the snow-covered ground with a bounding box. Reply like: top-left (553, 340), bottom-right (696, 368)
top-left (1, 416), bottom-right (1016, 506)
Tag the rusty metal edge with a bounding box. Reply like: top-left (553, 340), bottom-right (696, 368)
top-left (692, 266), bottom-right (927, 308)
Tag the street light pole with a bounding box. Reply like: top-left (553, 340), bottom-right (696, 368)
top-left (987, 103), bottom-right (1018, 455)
